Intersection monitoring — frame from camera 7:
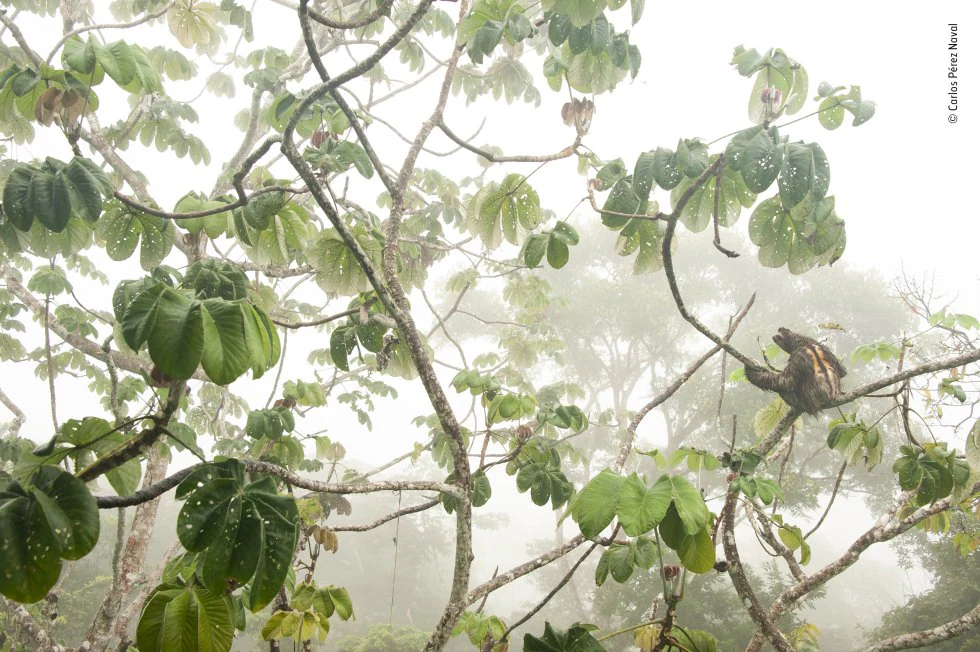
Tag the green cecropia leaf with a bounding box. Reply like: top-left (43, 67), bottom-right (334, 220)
top-left (2, 156), bottom-right (113, 233)
top-left (176, 459), bottom-right (299, 612)
top-left (0, 466), bottom-right (100, 603)
top-left (119, 280), bottom-right (280, 384)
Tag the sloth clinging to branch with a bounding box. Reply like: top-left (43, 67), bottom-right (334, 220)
top-left (744, 327), bottom-right (847, 415)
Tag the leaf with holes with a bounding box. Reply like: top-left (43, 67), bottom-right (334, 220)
top-left (99, 202), bottom-right (174, 270)
top-left (176, 460), bottom-right (299, 612)
top-left (0, 466), bottom-right (99, 603)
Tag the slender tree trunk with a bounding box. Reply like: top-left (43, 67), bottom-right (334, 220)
top-left (83, 447), bottom-right (169, 651)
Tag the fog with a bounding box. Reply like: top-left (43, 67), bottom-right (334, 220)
top-left (1, 0), bottom-right (977, 650)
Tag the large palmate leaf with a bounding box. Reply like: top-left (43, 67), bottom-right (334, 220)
top-left (176, 459), bottom-right (299, 611)
top-left (0, 466), bottom-right (99, 603)
top-left (236, 201), bottom-right (312, 267)
top-left (184, 259), bottom-right (249, 300)
top-left (748, 195), bottom-right (845, 274)
top-left (2, 156), bottom-right (113, 232)
top-left (309, 227), bottom-right (383, 296)
top-left (467, 173), bottom-right (541, 248)
top-left (98, 201), bottom-right (174, 270)
top-left (616, 473), bottom-right (671, 536)
top-left (119, 280), bottom-right (280, 384)
top-left (136, 583), bottom-right (234, 652)
top-left (566, 468), bottom-right (625, 538)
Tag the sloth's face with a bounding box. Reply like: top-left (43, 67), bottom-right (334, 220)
top-left (772, 327), bottom-right (795, 353)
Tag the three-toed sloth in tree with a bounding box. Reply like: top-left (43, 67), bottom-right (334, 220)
top-left (745, 327), bottom-right (847, 414)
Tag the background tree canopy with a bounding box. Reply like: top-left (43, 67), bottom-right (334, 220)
top-left (0, 1), bottom-right (977, 652)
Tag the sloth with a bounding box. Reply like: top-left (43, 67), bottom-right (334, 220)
top-left (744, 327), bottom-right (847, 414)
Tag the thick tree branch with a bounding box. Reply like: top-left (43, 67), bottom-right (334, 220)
top-left (0, 597), bottom-right (65, 651)
top-left (861, 602), bottom-right (980, 652)
top-left (831, 347), bottom-right (980, 407)
top-left (4, 270), bottom-right (207, 382)
top-left (378, 2), bottom-right (475, 645)
top-left (77, 382), bottom-right (185, 483)
top-left (755, 480), bottom-right (980, 644)
top-left (720, 488), bottom-right (796, 652)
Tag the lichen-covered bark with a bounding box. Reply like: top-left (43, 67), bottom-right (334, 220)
top-left (83, 447), bottom-right (168, 651)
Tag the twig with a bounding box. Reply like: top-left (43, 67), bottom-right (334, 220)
top-left (44, 3), bottom-right (174, 67)
top-left (0, 384), bottom-right (26, 438)
top-left (495, 540), bottom-right (602, 646)
top-left (804, 461), bottom-right (847, 539)
top-left (439, 119), bottom-right (582, 163)
top-left (331, 498), bottom-right (440, 532)
top-left (614, 294), bottom-right (755, 472)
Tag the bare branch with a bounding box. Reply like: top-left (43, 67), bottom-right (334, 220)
top-left (44, 3), bottom-right (174, 67)
top-left (0, 384), bottom-right (26, 438)
top-left (272, 306), bottom-right (360, 329)
top-left (861, 602), bottom-right (980, 652)
top-left (466, 534), bottom-right (588, 605)
top-left (764, 481), bottom-right (980, 626)
top-left (496, 540), bottom-right (602, 645)
top-left (3, 269), bottom-right (207, 381)
top-left (331, 498), bottom-right (440, 531)
top-left (0, 10), bottom-right (43, 68)
top-left (96, 461), bottom-right (464, 508)
top-left (615, 293), bottom-right (755, 472)
top-left (439, 119), bottom-right (582, 163)
top-left (659, 155), bottom-right (760, 368)
top-left (283, 0), bottom-right (438, 142)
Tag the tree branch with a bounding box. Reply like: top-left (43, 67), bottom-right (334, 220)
top-left (77, 382), bottom-right (185, 483)
top-left (466, 534), bottom-right (589, 605)
top-left (720, 488), bottom-right (796, 652)
top-left (439, 119), bottom-right (582, 163)
top-left (0, 384), bottom-right (26, 438)
top-left (283, 0), bottom-right (437, 142)
top-left (614, 293), bottom-right (755, 472)
top-left (0, 10), bottom-right (43, 68)
top-left (659, 155), bottom-right (759, 368)
top-left (4, 269), bottom-right (208, 382)
top-left (861, 602), bottom-right (980, 652)
top-left (331, 498), bottom-right (440, 532)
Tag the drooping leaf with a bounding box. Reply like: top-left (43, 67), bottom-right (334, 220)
top-left (0, 466), bottom-right (99, 603)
